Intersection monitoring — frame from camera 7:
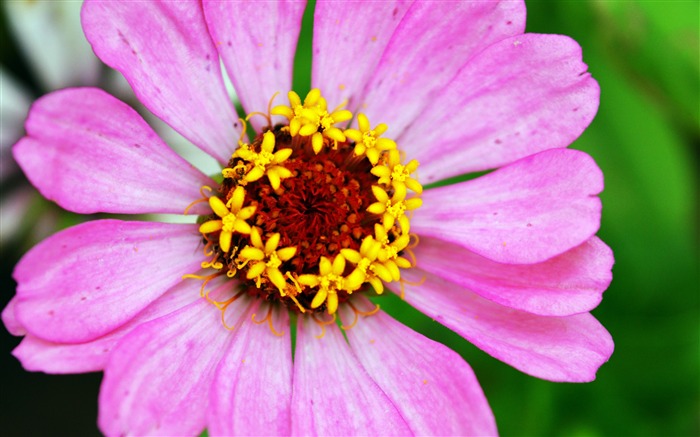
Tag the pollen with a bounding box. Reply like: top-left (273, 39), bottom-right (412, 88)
top-left (188, 89), bottom-right (423, 319)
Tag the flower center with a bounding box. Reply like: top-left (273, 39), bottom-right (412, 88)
top-left (188, 89), bottom-right (422, 317)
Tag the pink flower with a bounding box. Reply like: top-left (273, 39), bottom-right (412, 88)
top-left (3, 1), bottom-right (614, 436)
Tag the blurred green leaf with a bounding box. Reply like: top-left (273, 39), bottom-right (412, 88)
top-left (292, 0), bottom-right (315, 97)
top-left (592, 1), bottom-right (699, 134)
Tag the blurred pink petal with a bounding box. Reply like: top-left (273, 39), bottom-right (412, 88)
top-left (14, 220), bottom-right (202, 343)
top-left (98, 295), bottom-right (251, 436)
top-left (312, 0), bottom-right (411, 111)
top-left (341, 298), bottom-right (498, 436)
top-left (208, 303), bottom-right (293, 436)
top-left (413, 149), bottom-right (603, 264)
top-left (292, 316), bottom-right (411, 435)
top-left (82, 0), bottom-right (239, 164)
top-left (4, 1), bottom-right (100, 90)
top-left (415, 236), bottom-right (613, 316)
top-left (13, 88), bottom-right (213, 215)
top-left (363, 0), bottom-right (526, 137)
top-left (401, 269), bottom-right (614, 382)
top-left (204, 1), bottom-right (304, 131)
top-left (402, 33), bottom-right (600, 181)
top-left (2, 297), bottom-right (26, 337)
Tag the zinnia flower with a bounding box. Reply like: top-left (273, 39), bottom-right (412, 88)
top-left (3, 1), bottom-right (614, 435)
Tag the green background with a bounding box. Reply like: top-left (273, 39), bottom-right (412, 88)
top-left (1, 1), bottom-right (698, 436)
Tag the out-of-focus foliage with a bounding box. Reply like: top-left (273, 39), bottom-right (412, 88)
top-left (0, 1), bottom-right (697, 436)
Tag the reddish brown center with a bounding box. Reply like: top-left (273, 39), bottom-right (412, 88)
top-left (209, 124), bottom-right (380, 311)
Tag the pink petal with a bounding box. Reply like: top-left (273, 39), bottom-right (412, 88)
top-left (415, 236), bottom-right (613, 316)
top-left (14, 220), bottom-right (202, 344)
top-left (13, 88), bottom-right (213, 215)
top-left (11, 277), bottom-right (206, 374)
top-left (312, 0), bottom-right (412, 111)
top-left (208, 303), bottom-right (292, 436)
top-left (340, 298), bottom-right (497, 436)
top-left (98, 294), bottom-right (250, 437)
top-left (204, 1), bottom-right (305, 132)
top-left (81, 0), bottom-right (239, 164)
top-left (402, 33), bottom-right (600, 180)
top-left (2, 297), bottom-right (26, 336)
top-left (413, 149), bottom-right (603, 264)
top-left (291, 316), bottom-right (411, 436)
top-left (363, 1), bottom-right (526, 137)
top-left (400, 269), bottom-right (614, 382)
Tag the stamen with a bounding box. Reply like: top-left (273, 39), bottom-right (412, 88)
top-left (251, 305), bottom-right (284, 337)
top-left (312, 312), bottom-right (337, 339)
top-left (344, 113), bottom-right (396, 165)
top-left (209, 294), bottom-right (237, 311)
top-left (208, 290), bottom-right (247, 331)
top-left (243, 91), bottom-right (280, 129)
top-left (340, 308), bottom-right (359, 330)
top-left (407, 233), bottom-right (420, 250)
top-left (284, 272), bottom-right (307, 313)
top-left (236, 117), bottom-right (249, 147)
top-left (339, 298), bottom-right (380, 330)
top-left (398, 275), bottom-right (426, 299)
top-left (183, 185), bottom-right (213, 215)
top-left (182, 272), bottom-right (224, 297)
top-left (202, 238), bottom-right (215, 257)
top-left (403, 248), bottom-right (418, 268)
top-left (348, 299), bottom-right (381, 317)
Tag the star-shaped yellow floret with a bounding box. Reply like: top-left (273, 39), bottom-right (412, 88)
top-left (228, 131), bottom-right (293, 190)
top-left (341, 235), bottom-right (389, 294)
top-left (366, 185), bottom-right (422, 234)
top-left (198, 186), bottom-right (256, 253)
top-left (238, 227), bottom-right (297, 294)
top-left (373, 224), bottom-right (412, 281)
top-left (271, 88), bottom-right (352, 154)
top-left (371, 149), bottom-right (422, 194)
top-left (298, 255), bottom-right (347, 315)
top-left (270, 90), bottom-right (306, 137)
top-left (344, 113), bottom-right (397, 165)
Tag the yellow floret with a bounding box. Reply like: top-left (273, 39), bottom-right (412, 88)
top-left (238, 227), bottom-right (297, 294)
top-left (198, 186), bottom-right (256, 253)
top-left (298, 255), bottom-right (348, 315)
top-left (370, 149), bottom-right (422, 194)
top-left (344, 113), bottom-right (397, 165)
top-left (228, 131), bottom-right (293, 190)
top-left (271, 88), bottom-right (352, 154)
top-left (366, 185), bottom-right (422, 234)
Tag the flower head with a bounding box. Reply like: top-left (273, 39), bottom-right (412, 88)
top-left (4, 1), bottom-right (614, 436)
